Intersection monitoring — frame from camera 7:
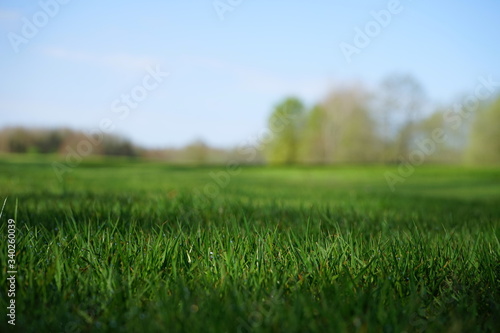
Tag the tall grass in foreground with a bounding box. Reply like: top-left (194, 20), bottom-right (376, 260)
top-left (0, 158), bottom-right (499, 332)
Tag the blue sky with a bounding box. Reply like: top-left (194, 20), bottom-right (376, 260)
top-left (1, 0), bottom-right (499, 148)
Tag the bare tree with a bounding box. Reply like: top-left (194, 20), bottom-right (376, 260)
top-left (377, 74), bottom-right (426, 162)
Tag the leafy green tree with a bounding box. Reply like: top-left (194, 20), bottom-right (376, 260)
top-left (265, 97), bottom-right (305, 164)
top-left (403, 109), bottom-right (465, 164)
top-left (6, 127), bottom-right (31, 153)
top-left (466, 96), bottom-right (500, 164)
top-left (298, 105), bottom-right (329, 164)
top-left (184, 139), bottom-right (210, 165)
top-left (320, 87), bottom-right (380, 163)
top-left (102, 135), bottom-right (137, 157)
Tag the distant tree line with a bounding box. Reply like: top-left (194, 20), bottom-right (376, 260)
top-left (0, 127), bottom-right (137, 157)
top-left (264, 74), bottom-right (500, 165)
top-left (1, 74), bottom-right (498, 165)
top-left (0, 128), bottom-right (236, 164)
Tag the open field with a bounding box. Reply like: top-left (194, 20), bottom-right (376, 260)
top-left (0, 155), bottom-right (499, 332)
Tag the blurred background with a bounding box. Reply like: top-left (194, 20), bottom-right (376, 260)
top-left (1, 0), bottom-right (499, 165)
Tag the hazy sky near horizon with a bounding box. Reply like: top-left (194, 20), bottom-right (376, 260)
top-left (1, 0), bottom-right (499, 148)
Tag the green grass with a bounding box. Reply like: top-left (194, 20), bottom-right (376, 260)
top-left (0, 155), bottom-right (499, 332)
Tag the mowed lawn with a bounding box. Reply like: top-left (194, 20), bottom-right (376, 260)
top-left (0, 155), bottom-right (499, 332)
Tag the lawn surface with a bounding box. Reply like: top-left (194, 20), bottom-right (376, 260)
top-left (0, 155), bottom-right (499, 332)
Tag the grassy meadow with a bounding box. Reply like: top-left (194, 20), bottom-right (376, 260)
top-left (0, 155), bottom-right (499, 332)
